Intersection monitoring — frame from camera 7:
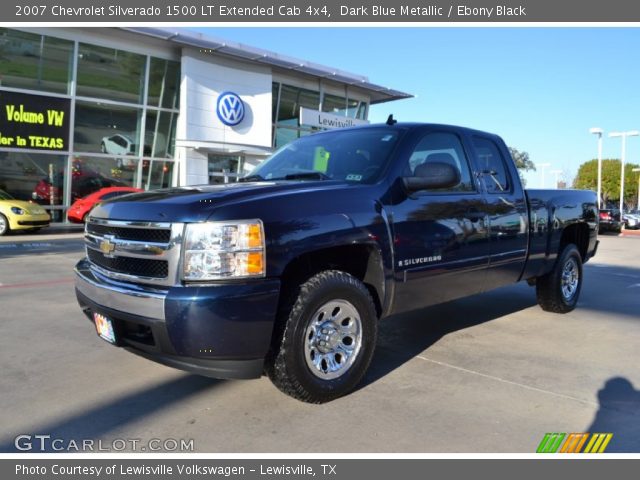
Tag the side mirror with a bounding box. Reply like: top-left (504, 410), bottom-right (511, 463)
top-left (402, 161), bottom-right (461, 193)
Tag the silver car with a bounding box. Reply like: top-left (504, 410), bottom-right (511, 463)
top-left (622, 210), bottom-right (640, 229)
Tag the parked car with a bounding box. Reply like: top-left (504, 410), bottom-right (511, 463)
top-left (101, 134), bottom-right (152, 169)
top-left (75, 122), bottom-right (598, 403)
top-left (33, 173), bottom-right (127, 205)
top-left (0, 189), bottom-right (50, 236)
top-left (67, 187), bottom-right (144, 223)
top-left (598, 208), bottom-right (622, 233)
top-left (31, 176), bottom-right (63, 204)
top-left (621, 210), bottom-right (640, 230)
top-left (101, 134), bottom-right (137, 156)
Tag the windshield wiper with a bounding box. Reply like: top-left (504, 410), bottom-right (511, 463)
top-left (276, 171), bottom-right (331, 181)
top-left (239, 174), bottom-right (264, 182)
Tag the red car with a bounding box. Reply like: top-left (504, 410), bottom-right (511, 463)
top-left (67, 187), bottom-right (143, 223)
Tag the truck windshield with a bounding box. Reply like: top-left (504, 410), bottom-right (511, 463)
top-left (245, 128), bottom-right (401, 184)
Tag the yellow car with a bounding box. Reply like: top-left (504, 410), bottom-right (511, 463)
top-left (0, 189), bottom-right (50, 236)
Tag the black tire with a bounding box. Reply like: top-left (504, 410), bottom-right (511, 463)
top-left (266, 270), bottom-right (378, 403)
top-left (0, 213), bottom-right (10, 236)
top-left (536, 244), bottom-right (583, 313)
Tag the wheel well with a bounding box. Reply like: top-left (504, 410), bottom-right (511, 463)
top-left (278, 245), bottom-right (384, 319)
top-left (560, 223), bottom-right (589, 261)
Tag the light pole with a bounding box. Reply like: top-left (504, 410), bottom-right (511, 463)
top-left (537, 162), bottom-right (551, 188)
top-left (633, 167), bottom-right (640, 211)
top-left (590, 128), bottom-right (603, 208)
top-left (550, 169), bottom-right (563, 189)
top-left (609, 130), bottom-right (639, 213)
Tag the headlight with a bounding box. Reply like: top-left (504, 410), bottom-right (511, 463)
top-left (183, 220), bottom-right (265, 281)
top-left (11, 207), bottom-right (25, 215)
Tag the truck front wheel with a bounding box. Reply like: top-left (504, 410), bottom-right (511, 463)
top-left (536, 244), bottom-right (583, 313)
top-left (267, 270), bottom-right (378, 403)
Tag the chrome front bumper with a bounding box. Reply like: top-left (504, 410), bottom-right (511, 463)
top-left (75, 260), bottom-right (167, 320)
top-left (75, 257), bottom-right (281, 379)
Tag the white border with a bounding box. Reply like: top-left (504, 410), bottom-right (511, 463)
top-left (3, 22), bottom-right (640, 27)
top-left (1, 20), bottom-right (639, 460)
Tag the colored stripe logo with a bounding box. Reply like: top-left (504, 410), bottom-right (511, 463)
top-left (537, 433), bottom-right (613, 453)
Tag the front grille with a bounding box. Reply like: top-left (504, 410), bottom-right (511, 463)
top-left (87, 248), bottom-right (168, 278)
top-left (86, 223), bottom-right (171, 243)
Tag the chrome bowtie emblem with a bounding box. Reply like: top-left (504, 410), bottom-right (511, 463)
top-left (99, 235), bottom-right (116, 256)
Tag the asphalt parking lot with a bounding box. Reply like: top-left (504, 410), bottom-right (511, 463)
top-left (0, 233), bottom-right (638, 453)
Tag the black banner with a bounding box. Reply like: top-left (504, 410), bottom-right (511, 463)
top-left (0, 91), bottom-right (70, 151)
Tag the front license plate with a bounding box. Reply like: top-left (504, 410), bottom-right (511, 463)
top-left (94, 312), bottom-right (116, 344)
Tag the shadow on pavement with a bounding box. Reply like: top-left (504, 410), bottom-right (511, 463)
top-left (587, 377), bottom-right (640, 452)
top-left (579, 263), bottom-right (640, 318)
top-left (362, 283), bottom-right (537, 389)
top-left (0, 375), bottom-right (220, 452)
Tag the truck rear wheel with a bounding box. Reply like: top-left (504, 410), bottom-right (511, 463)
top-left (267, 270), bottom-right (378, 403)
top-left (536, 244), bottom-right (583, 313)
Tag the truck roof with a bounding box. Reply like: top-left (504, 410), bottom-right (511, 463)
top-left (324, 122), bottom-right (505, 142)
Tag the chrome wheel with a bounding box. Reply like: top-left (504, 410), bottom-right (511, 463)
top-left (0, 215), bottom-right (7, 236)
top-left (561, 257), bottom-right (579, 300)
top-left (304, 299), bottom-right (363, 380)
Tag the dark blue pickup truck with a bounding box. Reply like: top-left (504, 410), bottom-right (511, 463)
top-left (75, 123), bottom-right (598, 403)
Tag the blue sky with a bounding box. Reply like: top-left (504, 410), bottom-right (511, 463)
top-left (191, 27), bottom-right (640, 188)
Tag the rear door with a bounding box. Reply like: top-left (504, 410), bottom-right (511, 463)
top-left (390, 129), bottom-right (491, 313)
top-left (471, 135), bottom-right (529, 288)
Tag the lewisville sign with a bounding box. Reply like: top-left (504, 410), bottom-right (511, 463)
top-left (0, 91), bottom-right (70, 151)
top-left (299, 107), bottom-right (369, 130)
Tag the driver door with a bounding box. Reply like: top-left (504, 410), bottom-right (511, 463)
top-left (390, 130), bottom-right (490, 314)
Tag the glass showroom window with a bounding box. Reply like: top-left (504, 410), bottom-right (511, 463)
top-left (322, 93), bottom-right (347, 115)
top-left (277, 84), bottom-right (320, 126)
top-left (274, 84), bottom-right (320, 148)
top-left (142, 159), bottom-right (174, 190)
top-left (71, 156), bottom-right (139, 202)
top-left (147, 58), bottom-right (180, 109)
top-left (272, 83), bottom-right (280, 123)
top-left (0, 29), bottom-right (73, 95)
top-left (76, 43), bottom-right (146, 104)
top-left (346, 98), bottom-right (368, 119)
top-left (144, 110), bottom-right (177, 159)
top-left (0, 151), bottom-right (66, 204)
top-left (74, 101), bottom-right (143, 155)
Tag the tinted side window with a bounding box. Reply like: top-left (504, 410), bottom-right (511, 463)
top-left (407, 132), bottom-right (475, 192)
top-left (472, 136), bottom-right (511, 193)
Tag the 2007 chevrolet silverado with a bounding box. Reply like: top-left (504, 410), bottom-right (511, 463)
top-left (75, 122), bottom-right (598, 403)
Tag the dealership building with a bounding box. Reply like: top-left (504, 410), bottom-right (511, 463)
top-left (0, 27), bottom-right (410, 222)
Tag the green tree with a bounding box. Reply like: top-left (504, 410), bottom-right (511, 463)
top-left (509, 147), bottom-right (536, 172)
top-left (573, 158), bottom-right (640, 208)
top-left (508, 147), bottom-right (536, 186)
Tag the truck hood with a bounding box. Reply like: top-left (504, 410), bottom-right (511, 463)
top-left (89, 181), bottom-right (356, 222)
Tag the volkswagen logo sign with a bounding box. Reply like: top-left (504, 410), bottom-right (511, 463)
top-left (216, 91), bottom-right (245, 126)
